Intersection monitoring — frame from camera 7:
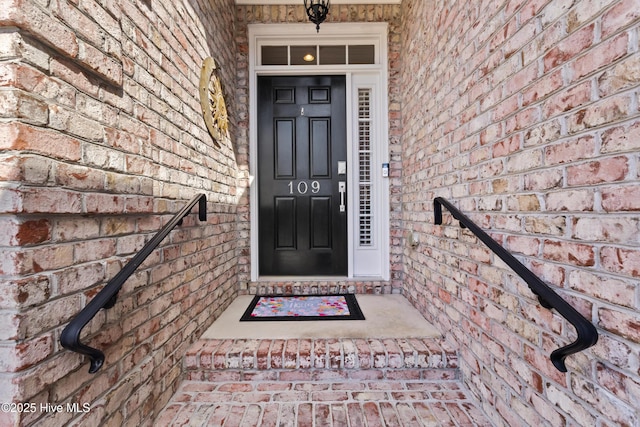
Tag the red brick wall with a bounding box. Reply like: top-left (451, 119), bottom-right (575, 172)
top-left (401, 0), bottom-right (640, 425)
top-left (0, 0), bottom-right (238, 425)
top-left (3, 0), bottom-right (639, 425)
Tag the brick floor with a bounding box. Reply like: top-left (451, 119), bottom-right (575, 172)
top-left (156, 379), bottom-right (494, 426)
top-left (156, 338), bottom-right (495, 426)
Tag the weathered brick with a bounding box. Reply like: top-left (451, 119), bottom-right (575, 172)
top-left (12, 334), bottom-right (54, 371)
top-left (0, 275), bottom-right (50, 309)
top-left (524, 119), bottom-right (562, 147)
top-left (522, 69), bottom-right (563, 107)
top-left (600, 246), bottom-right (640, 278)
top-left (506, 235), bottom-right (541, 256)
top-left (0, 62), bottom-right (73, 106)
top-left (542, 81), bottom-right (592, 118)
top-left (105, 172), bottom-right (141, 194)
top-left (0, 217), bottom-right (50, 246)
top-left (568, 270), bottom-right (635, 308)
top-left (83, 193), bottom-right (126, 214)
top-left (51, 0), bottom-right (104, 50)
top-left (22, 294), bottom-right (82, 338)
top-left (505, 148), bottom-right (543, 172)
top-left (0, 30), bottom-right (23, 59)
top-left (77, 39), bottom-right (123, 86)
top-left (598, 307), bottom-right (640, 343)
top-left (0, 122), bottom-right (81, 161)
top-left (29, 244), bottom-right (74, 272)
top-left (568, 94), bottom-right (632, 134)
top-left (21, 187), bottom-right (83, 214)
top-left (572, 32), bottom-right (628, 82)
top-left (50, 56), bottom-right (100, 97)
top-left (545, 189), bottom-right (594, 211)
top-left (18, 156), bottom-right (54, 184)
top-left (524, 168), bottom-right (563, 191)
top-left (0, 90), bottom-right (48, 123)
top-left (572, 216), bottom-right (639, 244)
top-left (49, 104), bottom-right (104, 141)
top-left (55, 163), bottom-right (106, 190)
top-left (54, 262), bottom-right (106, 295)
top-left (595, 362), bottom-right (640, 408)
top-left (601, 0), bottom-right (640, 38)
top-left (53, 217), bottom-right (101, 241)
top-left (567, 156), bottom-right (629, 186)
top-left (602, 186), bottom-right (640, 211)
top-left (544, 23), bottom-right (595, 71)
top-left (545, 136), bottom-right (595, 165)
top-left (0, 0), bottom-right (79, 58)
top-left (507, 194), bottom-right (541, 211)
top-left (105, 127), bottom-right (140, 154)
top-left (543, 239), bottom-right (595, 266)
top-left (598, 54), bottom-right (640, 96)
top-left (0, 155), bottom-right (22, 182)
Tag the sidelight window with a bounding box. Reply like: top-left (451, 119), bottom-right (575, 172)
top-left (357, 88), bottom-right (373, 247)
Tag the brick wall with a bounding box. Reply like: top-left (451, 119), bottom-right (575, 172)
top-left (3, 0), bottom-right (638, 425)
top-left (234, 4), bottom-right (404, 295)
top-left (400, 0), bottom-right (640, 425)
top-left (0, 0), bottom-right (239, 425)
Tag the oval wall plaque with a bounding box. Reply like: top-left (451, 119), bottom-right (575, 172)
top-left (199, 57), bottom-right (228, 147)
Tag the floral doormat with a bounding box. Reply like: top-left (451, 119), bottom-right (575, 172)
top-left (240, 294), bottom-right (365, 321)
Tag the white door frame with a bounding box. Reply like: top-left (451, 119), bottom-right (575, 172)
top-left (248, 23), bottom-right (390, 282)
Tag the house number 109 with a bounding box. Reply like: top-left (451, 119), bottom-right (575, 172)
top-left (288, 180), bottom-right (320, 194)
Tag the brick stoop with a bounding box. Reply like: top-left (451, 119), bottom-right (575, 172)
top-left (183, 337), bottom-right (459, 382)
top-left (153, 337), bottom-right (495, 425)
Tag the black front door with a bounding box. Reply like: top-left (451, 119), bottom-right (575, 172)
top-left (258, 75), bottom-right (347, 275)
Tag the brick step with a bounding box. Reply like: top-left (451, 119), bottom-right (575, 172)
top-left (184, 337), bottom-right (459, 382)
top-left (158, 338), bottom-right (499, 425)
top-left (156, 378), bottom-right (494, 426)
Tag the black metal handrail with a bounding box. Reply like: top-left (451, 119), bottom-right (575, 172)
top-left (433, 197), bottom-right (598, 372)
top-left (60, 194), bottom-right (207, 373)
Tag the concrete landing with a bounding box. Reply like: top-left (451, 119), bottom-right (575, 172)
top-left (201, 294), bottom-right (441, 340)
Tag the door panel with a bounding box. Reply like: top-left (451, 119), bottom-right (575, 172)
top-left (310, 197), bottom-right (332, 248)
top-left (310, 118), bottom-right (331, 178)
top-left (258, 75), bottom-right (347, 276)
top-left (275, 197), bottom-right (296, 249)
top-left (275, 119), bottom-right (295, 178)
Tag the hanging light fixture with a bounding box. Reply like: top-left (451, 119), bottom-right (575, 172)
top-left (304, 0), bottom-right (330, 33)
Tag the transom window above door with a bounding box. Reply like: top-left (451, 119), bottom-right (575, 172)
top-left (260, 44), bottom-right (375, 66)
